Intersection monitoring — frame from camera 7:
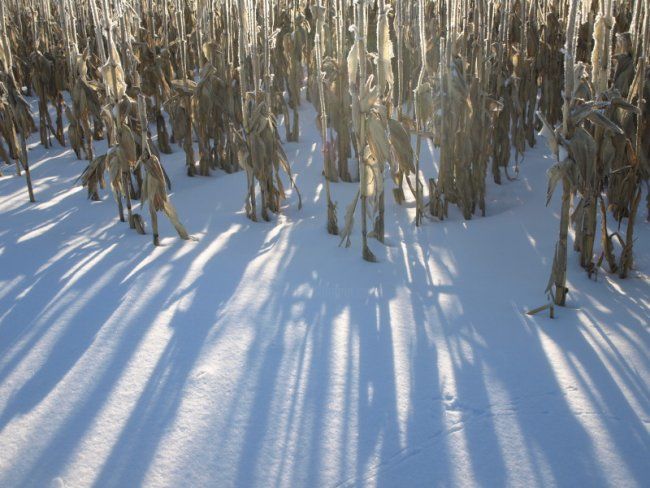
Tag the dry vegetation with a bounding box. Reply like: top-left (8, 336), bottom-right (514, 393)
top-left (0, 0), bottom-right (648, 309)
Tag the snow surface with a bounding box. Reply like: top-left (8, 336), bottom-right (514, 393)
top-left (0, 96), bottom-right (649, 488)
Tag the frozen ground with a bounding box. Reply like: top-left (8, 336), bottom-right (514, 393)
top-left (0, 97), bottom-right (649, 487)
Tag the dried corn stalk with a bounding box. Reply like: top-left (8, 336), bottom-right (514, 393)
top-left (314, 16), bottom-right (338, 235)
top-left (137, 94), bottom-right (190, 245)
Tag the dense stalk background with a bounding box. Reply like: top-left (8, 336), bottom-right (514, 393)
top-left (0, 0), bottom-right (648, 307)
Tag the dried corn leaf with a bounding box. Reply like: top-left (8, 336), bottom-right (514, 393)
top-left (362, 146), bottom-right (380, 198)
top-left (586, 110), bottom-right (624, 135)
top-left (565, 128), bottom-right (597, 190)
top-left (119, 125), bottom-right (138, 165)
top-left (366, 114), bottom-right (391, 164)
top-left (347, 40), bottom-right (359, 89)
top-left (537, 111), bottom-right (559, 158)
top-left (546, 160), bottom-right (569, 206)
top-left (101, 63), bottom-right (126, 101)
top-left (388, 119), bottom-right (414, 168)
top-left (339, 189), bottom-right (361, 248)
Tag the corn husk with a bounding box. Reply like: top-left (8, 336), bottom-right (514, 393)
top-left (387, 118), bottom-right (414, 177)
top-left (119, 125), bottom-right (138, 165)
top-left (100, 62), bottom-right (126, 101)
top-left (376, 10), bottom-right (394, 95)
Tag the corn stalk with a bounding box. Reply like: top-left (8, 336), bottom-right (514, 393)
top-left (0, 0), bottom-right (35, 202)
top-left (315, 12), bottom-right (338, 235)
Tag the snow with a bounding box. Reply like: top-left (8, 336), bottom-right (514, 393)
top-left (0, 96), bottom-right (649, 488)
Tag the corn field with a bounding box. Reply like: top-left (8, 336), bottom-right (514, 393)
top-left (1, 1), bottom-right (650, 486)
top-left (0, 0), bottom-right (648, 310)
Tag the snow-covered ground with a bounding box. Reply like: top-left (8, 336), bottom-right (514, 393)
top-left (0, 97), bottom-right (648, 488)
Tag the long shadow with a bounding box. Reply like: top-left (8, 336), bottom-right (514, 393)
top-left (348, 281), bottom-right (400, 485)
top-left (434, 278), bottom-right (626, 485)
top-left (437, 276), bottom-right (608, 485)
top-left (230, 211), bottom-right (448, 487)
top-left (1, 216), bottom-right (261, 486)
top-left (232, 276), bottom-right (301, 487)
top-left (367, 225), bottom-right (455, 487)
top-left (540, 318), bottom-right (650, 484)
top-left (0, 202), bottom-right (125, 379)
top-left (90, 303), bottom-right (225, 487)
top-left (90, 221), bottom-right (274, 487)
top-left (348, 199), bottom-right (642, 486)
top-left (226, 228), bottom-right (350, 487)
top-left (0, 239), bottom-right (145, 430)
